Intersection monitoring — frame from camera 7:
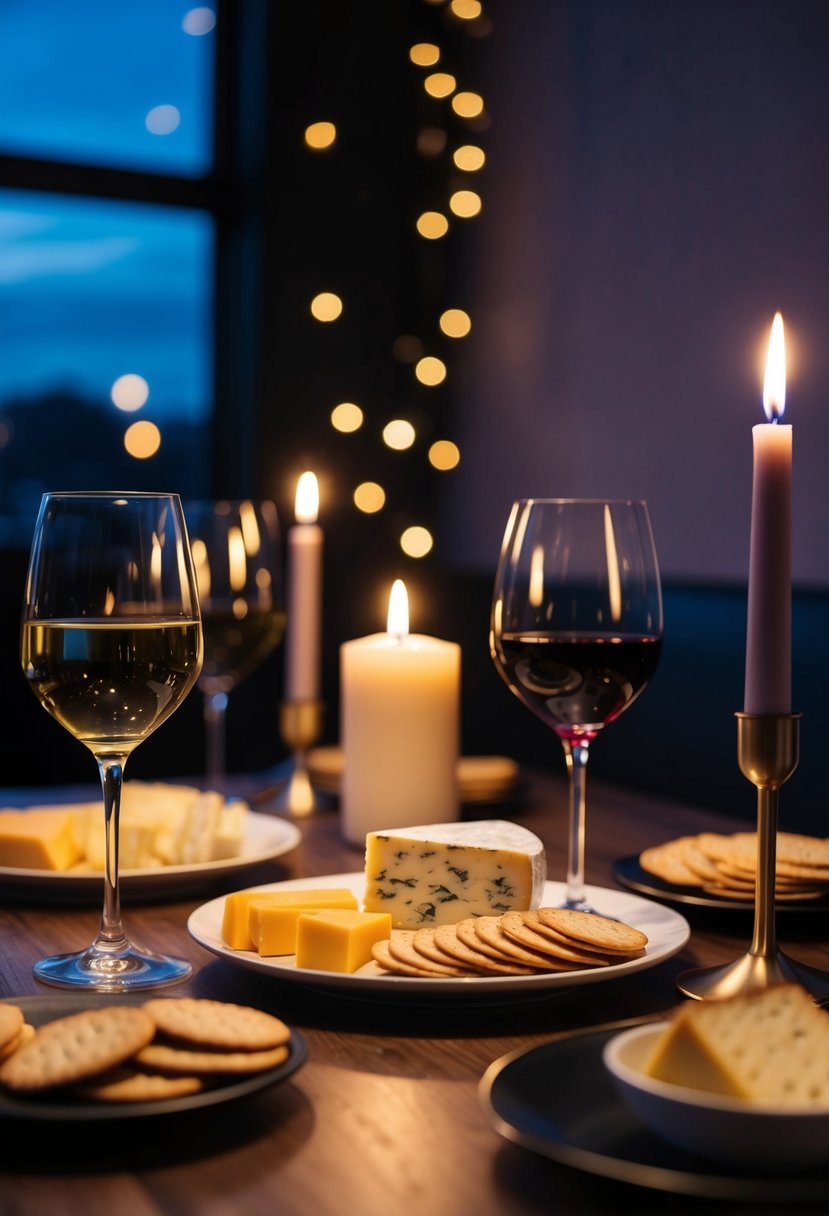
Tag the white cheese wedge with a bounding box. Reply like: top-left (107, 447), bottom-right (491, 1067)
top-left (645, 982), bottom-right (829, 1105)
top-left (363, 819), bottom-right (546, 928)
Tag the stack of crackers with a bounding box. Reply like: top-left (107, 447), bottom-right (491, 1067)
top-left (639, 831), bottom-right (829, 902)
top-left (371, 907), bottom-right (648, 977)
top-left (0, 997), bottom-right (292, 1103)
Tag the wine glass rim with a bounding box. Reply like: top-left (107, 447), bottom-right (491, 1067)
top-left (42, 491), bottom-right (181, 498)
top-left (513, 497), bottom-right (650, 507)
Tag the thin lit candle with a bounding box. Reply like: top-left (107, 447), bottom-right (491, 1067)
top-left (285, 472), bottom-right (323, 702)
top-left (744, 313), bottom-right (791, 714)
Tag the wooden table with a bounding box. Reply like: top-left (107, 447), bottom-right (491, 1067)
top-left (1, 768), bottom-right (827, 1216)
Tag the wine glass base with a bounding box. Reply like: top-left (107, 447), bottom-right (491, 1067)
top-left (33, 944), bottom-right (192, 992)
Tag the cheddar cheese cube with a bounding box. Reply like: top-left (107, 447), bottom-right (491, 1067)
top-left (250, 890), bottom-right (360, 956)
top-left (0, 809), bottom-right (83, 871)
top-left (295, 909), bottom-right (392, 973)
top-left (221, 887), bottom-right (358, 951)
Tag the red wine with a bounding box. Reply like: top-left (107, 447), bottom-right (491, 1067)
top-left (496, 633), bottom-right (661, 740)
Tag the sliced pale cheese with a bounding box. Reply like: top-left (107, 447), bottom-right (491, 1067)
top-left (0, 809), bottom-right (83, 871)
top-left (363, 820), bottom-right (546, 929)
top-left (222, 887), bottom-right (359, 951)
top-left (645, 982), bottom-right (829, 1105)
top-left (210, 801), bottom-right (248, 860)
top-left (295, 909), bottom-right (392, 973)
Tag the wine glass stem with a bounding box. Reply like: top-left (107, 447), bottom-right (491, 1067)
top-left (204, 690), bottom-right (228, 790)
top-left (96, 757), bottom-right (129, 951)
top-left (561, 737), bottom-right (590, 907)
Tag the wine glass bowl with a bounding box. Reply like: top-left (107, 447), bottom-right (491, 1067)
top-left (186, 499), bottom-right (285, 790)
top-left (21, 492), bottom-right (202, 989)
top-left (490, 499), bottom-right (663, 911)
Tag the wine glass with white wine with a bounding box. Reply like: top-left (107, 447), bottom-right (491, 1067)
top-left (185, 500), bottom-right (285, 791)
top-left (490, 499), bottom-right (663, 912)
top-left (21, 492), bottom-right (203, 989)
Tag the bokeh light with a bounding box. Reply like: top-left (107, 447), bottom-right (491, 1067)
top-left (416, 211), bottom-right (449, 239)
top-left (415, 356), bottom-right (447, 386)
top-left (145, 105), bottom-right (180, 135)
top-left (111, 373), bottom-right (149, 411)
top-left (409, 43), bottom-right (440, 67)
top-left (305, 121), bottom-right (336, 150)
top-left (331, 401), bottom-right (364, 432)
top-left (182, 7), bottom-right (216, 35)
top-left (452, 91), bottom-right (484, 119)
top-left (310, 292), bottom-right (343, 321)
top-left (453, 144), bottom-right (485, 171)
top-left (383, 419), bottom-right (416, 450)
top-left (429, 439), bottom-right (461, 470)
top-left (439, 308), bottom-right (471, 338)
top-left (449, 189), bottom-right (482, 218)
top-left (124, 420), bottom-right (161, 459)
top-left (400, 526), bottom-right (433, 558)
top-left (354, 482), bottom-right (386, 513)
top-left (424, 72), bottom-right (456, 98)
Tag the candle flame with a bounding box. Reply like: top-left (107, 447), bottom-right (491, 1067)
top-left (603, 505), bottom-right (622, 623)
top-left (295, 471), bottom-right (319, 523)
top-left (528, 544), bottom-right (545, 608)
top-left (387, 578), bottom-right (409, 639)
top-left (228, 525), bottom-right (247, 592)
top-left (763, 312), bottom-right (786, 422)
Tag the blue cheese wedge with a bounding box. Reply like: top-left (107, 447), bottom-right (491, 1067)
top-left (363, 820), bottom-right (546, 928)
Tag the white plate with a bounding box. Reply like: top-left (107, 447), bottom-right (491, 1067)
top-left (187, 874), bottom-right (691, 996)
top-left (0, 812), bottom-right (302, 904)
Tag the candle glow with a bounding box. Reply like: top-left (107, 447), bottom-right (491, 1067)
top-left (763, 311), bottom-right (786, 421)
top-left (387, 579), bottom-right (409, 638)
top-left (295, 471), bottom-right (319, 523)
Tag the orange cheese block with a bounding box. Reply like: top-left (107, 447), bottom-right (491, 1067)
top-left (0, 809), bottom-right (83, 871)
top-left (295, 909), bottom-right (392, 973)
top-left (221, 887), bottom-right (359, 951)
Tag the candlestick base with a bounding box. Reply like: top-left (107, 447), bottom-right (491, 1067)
top-left (677, 712), bottom-right (829, 1003)
top-left (271, 700), bottom-right (326, 817)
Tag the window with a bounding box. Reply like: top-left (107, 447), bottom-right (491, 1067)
top-left (0, 1), bottom-right (220, 544)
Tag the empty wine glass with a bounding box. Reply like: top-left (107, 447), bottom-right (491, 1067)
top-left (490, 499), bottom-right (663, 911)
top-left (21, 492), bottom-right (203, 988)
top-left (186, 500), bottom-right (285, 790)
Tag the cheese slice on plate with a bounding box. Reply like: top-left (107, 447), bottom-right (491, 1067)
top-left (363, 819), bottom-right (546, 929)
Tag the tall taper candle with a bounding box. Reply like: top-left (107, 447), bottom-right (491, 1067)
top-left (285, 471), bottom-right (323, 702)
top-left (744, 313), bottom-right (791, 715)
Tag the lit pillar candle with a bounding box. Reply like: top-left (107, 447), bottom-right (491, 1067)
top-left (285, 471), bottom-right (323, 702)
top-left (340, 579), bottom-right (461, 845)
top-left (744, 312), bottom-right (791, 715)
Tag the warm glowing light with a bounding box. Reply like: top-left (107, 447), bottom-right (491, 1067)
top-left (409, 42), bottom-right (440, 67)
top-left (428, 440), bottom-right (461, 471)
top-left (182, 7), bottom-right (215, 35)
top-left (439, 308), bottom-right (471, 338)
top-left (453, 144), bottom-right (485, 171)
top-left (400, 526), bottom-right (434, 559)
top-left (354, 482), bottom-right (386, 513)
top-left (305, 121), bottom-right (337, 150)
top-left (449, 189), bottom-right (482, 218)
top-left (416, 127), bottom-right (447, 157)
top-left (383, 419), bottom-right (416, 450)
top-left (425, 72), bottom-right (456, 98)
top-left (529, 544), bottom-right (545, 608)
top-left (295, 471), bottom-right (319, 523)
top-left (228, 526), bottom-right (247, 592)
top-left (238, 500), bottom-right (261, 554)
top-left (415, 356), bottom-right (447, 386)
top-left (387, 579), bottom-right (409, 638)
top-left (416, 211), bottom-right (449, 239)
top-left (604, 505), bottom-right (622, 623)
top-left (331, 401), bottom-right (364, 432)
top-left (392, 334), bottom-right (424, 363)
top-left (763, 311), bottom-right (786, 421)
top-left (111, 373), bottom-right (149, 411)
top-left (310, 292), bottom-right (342, 321)
top-left (452, 91), bottom-right (484, 118)
top-left (451, 0), bottom-right (482, 17)
top-left (124, 420), bottom-right (161, 459)
top-left (145, 105), bottom-right (180, 135)
top-left (191, 537), bottom-right (211, 598)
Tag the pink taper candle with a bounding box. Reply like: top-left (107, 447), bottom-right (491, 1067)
top-left (744, 313), bottom-right (791, 714)
top-left (285, 471), bottom-right (323, 702)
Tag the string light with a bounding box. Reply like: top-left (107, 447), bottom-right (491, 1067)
top-left (449, 189), bottom-right (482, 218)
top-left (453, 144), bottom-right (485, 171)
top-left (409, 43), bottom-right (440, 67)
top-left (451, 91), bottom-right (484, 119)
top-left (310, 292), bottom-right (343, 321)
top-left (424, 72), bottom-right (456, 98)
top-left (439, 308), bottom-right (471, 338)
top-left (400, 526), bottom-right (433, 558)
top-left (383, 419), bottom-right (416, 450)
top-left (429, 440), bottom-right (461, 471)
top-left (331, 402), bottom-right (364, 432)
top-left (305, 121), bottom-right (337, 150)
top-left (354, 482), bottom-right (386, 513)
top-left (416, 211), bottom-right (449, 239)
top-left (124, 419), bottom-right (161, 459)
top-left (415, 356), bottom-right (447, 387)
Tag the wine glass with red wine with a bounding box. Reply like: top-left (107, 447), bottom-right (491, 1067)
top-left (490, 499), bottom-right (663, 911)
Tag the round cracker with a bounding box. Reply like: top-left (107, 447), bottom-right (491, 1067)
top-left (78, 1065), bottom-right (205, 1102)
top-left (0, 1021), bottom-right (33, 1063)
top-left (388, 931), bottom-right (476, 976)
top-left (136, 1041), bottom-right (289, 1076)
top-left (432, 923), bottom-right (537, 975)
top-left (535, 907), bottom-right (648, 954)
top-left (500, 911), bottom-right (612, 966)
top-left (143, 998), bottom-right (290, 1052)
top-left (639, 840), bottom-right (700, 886)
top-left (372, 940), bottom-right (435, 976)
top-left (473, 917), bottom-right (579, 971)
top-left (412, 927), bottom-right (486, 974)
top-left (0, 1006), bottom-right (155, 1093)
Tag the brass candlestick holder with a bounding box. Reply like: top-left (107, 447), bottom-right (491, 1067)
top-left (677, 712), bottom-right (829, 1002)
top-left (271, 700), bottom-right (325, 817)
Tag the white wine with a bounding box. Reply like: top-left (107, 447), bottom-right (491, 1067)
top-left (22, 618), bottom-right (202, 756)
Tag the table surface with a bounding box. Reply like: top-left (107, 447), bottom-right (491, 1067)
top-left (1, 766), bottom-right (827, 1216)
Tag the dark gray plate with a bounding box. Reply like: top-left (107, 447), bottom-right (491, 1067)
top-left (613, 854), bottom-right (829, 916)
top-left (0, 994), bottom-right (307, 1121)
top-left (479, 1022), bottom-right (829, 1203)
